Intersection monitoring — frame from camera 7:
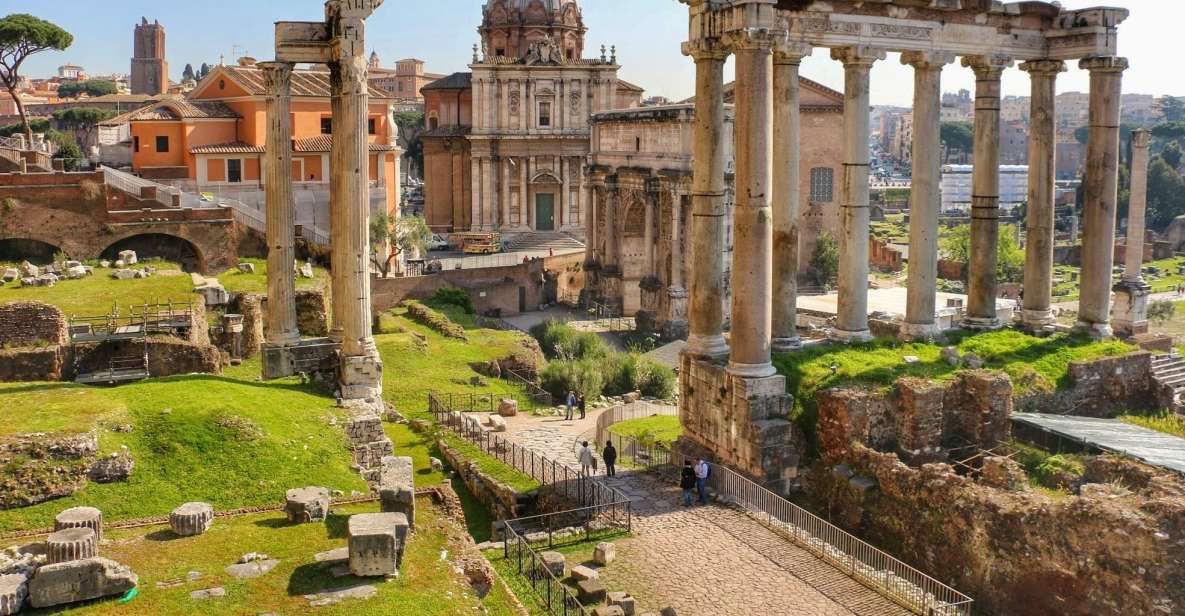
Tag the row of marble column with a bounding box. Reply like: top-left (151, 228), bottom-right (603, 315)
top-left (685, 35), bottom-right (1128, 377)
top-left (469, 155), bottom-right (585, 230)
top-left (259, 54), bottom-right (381, 396)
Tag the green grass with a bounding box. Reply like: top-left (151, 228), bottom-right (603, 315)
top-left (775, 329), bottom-right (1134, 445)
top-left (376, 309), bottom-right (537, 418)
top-left (0, 384), bottom-right (126, 437)
top-left (485, 530), bottom-right (629, 614)
top-left (608, 415), bottom-right (682, 447)
top-left (27, 499), bottom-right (524, 616)
top-left (0, 261), bottom-right (194, 318)
top-left (440, 432), bottom-right (541, 493)
top-left (1118, 409), bottom-right (1185, 438)
top-left (217, 257), bottom-right (328, 295)
top-left (0, 374), bottom-right (367, 533)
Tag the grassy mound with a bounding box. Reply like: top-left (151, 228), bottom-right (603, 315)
top-left (607, 415), bottom-right (682, 447)
top-left (217, 257), bottom-right (328, 295)
top-left (0, 260), bottom-right (194, 317)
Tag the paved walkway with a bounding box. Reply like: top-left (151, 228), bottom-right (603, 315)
top-left (498, 410), bottom-right (914, 616)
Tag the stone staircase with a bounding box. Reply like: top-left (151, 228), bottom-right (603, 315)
top-left (1151, 353), bottom-right (1185, 412)
top-left (502, 231), bottom-right (585, 254)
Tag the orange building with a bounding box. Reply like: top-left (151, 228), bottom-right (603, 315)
top-left (128, 63), bottom-right (401, 215)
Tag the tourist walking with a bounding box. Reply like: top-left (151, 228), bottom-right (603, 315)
top-left (602, 440), bottom-right (618, 477)
top-left (578, 392), bottom-right (587, 420)
top-left (694, 457), bottom-right (710, 504)
top-left (578, 441), bottom-right (595, 476)
top-left (679, 460), bottom-right (696, 507)
top-left (565, 390), bottom-right (576, 421)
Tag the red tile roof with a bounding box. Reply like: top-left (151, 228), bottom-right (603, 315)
top-left (128, 98), bottom-right (239, 121)
top-left (189, 141), bottom-right (266, 154)
top-left (219, 66), bottom-right (394, 99)
top-left (294, 135), bottom-right (400, 153)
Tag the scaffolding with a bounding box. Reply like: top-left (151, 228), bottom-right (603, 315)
top-left (69, 301), bottom-right (194, 385)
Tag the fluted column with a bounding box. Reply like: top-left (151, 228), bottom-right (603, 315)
top-left (670, 188), bottom-right (683, 290)
top-left (1077, 56), bottom-right (1128, 337)
top-left (727, 31), bottom-right (776, 377)
top-left (470, 156), bottom-right (481, 231)
top-left (519, 156), bottom-right (529, 229)
top-left (771, 43), bottom-right (811, 353)
top-left (900, 51), bottom-right (954, 341)
top-left (963, 55), bottom-right (1012, 330)
top-left (1112, 128), bottom-right (1152, 336)
top-left (831, 46), bottom-right (884, 342)
top-left (604, 184), bottom-right (618, 268)
top-left (684, 40), bottom-right (730, 358)
top-left (329, 1), bottom-right (382, 402)
top-left (1019, 60), bottom-right (1066, 329)
top-left (586, 177), bottom-right (599, 264)
top-left (561, 158), bottom-right (571, 229)
top-left (643, 188), bottom-right (656, 276)
top-left (260, 61), bottom-right (299, 346)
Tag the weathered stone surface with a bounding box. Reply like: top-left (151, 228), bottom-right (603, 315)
top-left (298, 262), bottom-right (314, 279)
top-left (498, 398), bottom-right (518, 417)
top-left (593, 607), bottom-right (625, 616)
top-left (576, 579), bottom-right (606, 604)
top-left (169, 502), bottom-right (214, 537)
top-left (118, 250), bottom-right (137, 265)
top-left (539, 551), bottom-right (565, 578)
top-left (659, 608), bottom-right (678, 616)
top-left (314, 547), bottom-right (349, 563)
top-left (65, 265), bottom-right (89, 280)
top-left (430, 457), bottom-right (444, 472)
top-left (237, 262), bottom-right (256, 274)
top-left (225, 559), bottom-right (279, 580)
top-left (379, 456), bottom-right (415, 528)
top-left (608, 592), bottom-right (637, 616)
top-left (190, 587), bottom-right (225, 600)
top-left (284, 487), bottom-right (330, 523)
top-left (593, 542), bottom-right (616, 565)
top-left (194, 282), bottom-right (230, 307)
top-left (0, 269), bottom-right (17, 283)
top-left (304, 584), bottom-right (376, 606)
top-left (27, 557), bottom-right (137, 608)
top-left (18, 262), bottom-right (38, 278)
top-left (88, 452), bottom-right (134, 483)
top-left (0, 574), bottom-right (27, 616)
top-left (54, 507), bottom-right (102, 542)
top-left (46, 528), bottom-right (96, 564)
top-left (571, 565), bottom-right (599, 581)
top-left (980, 456), bottom-right (1029, 492)
top-left (348, 512), bottom-right (408, 577)
top-left (111, 269), bottom-right (138, 280)
top-left (488, 415), bottom-right (507, 432)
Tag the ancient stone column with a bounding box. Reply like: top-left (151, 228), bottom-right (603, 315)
top-left (1112, 128), bottom-right (1151, 336)
top-left (329, 2), bottom-right (383, 402)
top-left (482, 157), bottom-right (494, 231)
top-left (470, 156), bottom-right (482, 230)
top-left (670, 189), bottom-right (684, 290)
top-left (1019, 60), bottom-right (1066, 330)
top-left (585, 177), bottom-right (599, 264)
top-left (561, 158), bottom-right (571, 229)
top-left (772, 43), bottom-right (811, 353)
top-left (260, 61), bottom-right (300, 347)
top-left (900, 52), bottom-right (954, 341)
top-left (963, 55), bottom-right (1012, 331)
top-left (643, 189), bottom-right (656, 276)
top-left (519, 156), bottom-right (529, 230)
top-left (727, 30), bottom-right (776, 377)
top-left (500, 158), bottom-right (511, 229)
top-left (1077, 57), bottom-right (1128, 338)
top-left (831, 47), bottom-right (884, 342)
top-left (684, 40), bottom-right (731, 359)
top-left (46, 528), bottom-right (96, 564)
top-left (604, 184), bottom-right (618, 269)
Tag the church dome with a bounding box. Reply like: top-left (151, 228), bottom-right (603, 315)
top-left (480, 0), bottom-right (586, 61)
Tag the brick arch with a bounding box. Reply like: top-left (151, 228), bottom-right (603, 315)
top-left (0, 207), bottom-right (97, 261)
top-left (0, 238), bottom-right (65, 263)
top-left (100, 231), bottom-right (206, 273)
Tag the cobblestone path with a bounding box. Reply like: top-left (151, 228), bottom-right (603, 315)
top-left (501, 415), bottom-right (915, 616)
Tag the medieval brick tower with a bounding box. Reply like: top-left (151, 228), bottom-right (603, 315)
top-left (131, 18), bottom-right (168, 95)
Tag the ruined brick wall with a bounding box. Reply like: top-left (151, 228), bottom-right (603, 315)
top-left (816, 371), bottom-right (1012, 463)
top-left (230, 294), bottom-right (264, 357)
top-left (810, 445), bottom-right (1185, 616)
top-left (678, 354), bottom-right (804, 492)
top-left (0, 301), bottom-right (68, 347)
top-left (1015, 351), bottom-right (1156, 418)
top-left (0, 346), bottom-right (64, 382)
top-left (70, 337), bottom-right (221, 378)
top-left (868, 238), bottom-right (902, 272)
top-left (371, 259), bottom-right (547, 317)
top-left (295, 290), bottom-right (329, 337)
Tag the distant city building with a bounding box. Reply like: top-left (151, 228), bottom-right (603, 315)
top-left (1000, 95), bottom-right (1030, 123)
top-left (999, 121), bottom-right (1029, 166)
top-left (642, 96), bottom-right (671, 106)
top-left (940, 165), bottom-right (1028, 212)
top-left (57, 64), bottom-right (86, 80)
top-left (131, 18), bottom-right (168, 95)
top-left (368, 55), bottom-right (445, 103)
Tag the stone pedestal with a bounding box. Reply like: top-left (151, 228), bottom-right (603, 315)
top-left (285, 486), bottom-right (331, 523)
top-left (46, 528), bottom-right (97, 564)
top-left (348, 512), bottom-right (409, 576)
top-left (1112, 280), bottom-right (1151, 337)
top-left (378, 456), bottom-right (415, 529)
top-left (169, 502), bottom-right (215, 537)
top-left (663, 287), bottom-right (689, 341)
top-left (678, 352), bottom-right (803, 494)
top-left (539, 551), bottom-right (565, 578)
top-left (54, 507), bottom-right (102, 542)
top-left (0, 574), bottom-right (26, 616)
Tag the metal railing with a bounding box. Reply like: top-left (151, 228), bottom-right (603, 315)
top-left (502, 525), bottom-right (591, 616)
top-left (667, 451), bottom-right (974, 616)
top-left (592, 401), bottom-right (678, 447)
top-left (505, 368), bottom-right (554, 407)
top-left (433, 252), bottom-right (532, 271)
top-left (431, 393), bottom-right (630, 511)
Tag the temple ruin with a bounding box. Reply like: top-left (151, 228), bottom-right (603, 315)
top-left (259, 0), bottom-right (395, 407)
top-left (677, 0), bottom-right (1128, 492)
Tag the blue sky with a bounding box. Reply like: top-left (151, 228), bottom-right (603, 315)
top-left (13, 0), bottom-right (1175, 106)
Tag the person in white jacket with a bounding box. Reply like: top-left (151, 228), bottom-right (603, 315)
top-left (578, 441), bottom-right (595, 476)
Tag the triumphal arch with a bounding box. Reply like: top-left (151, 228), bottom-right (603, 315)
top-left (677, 0), bottom-right (1128, 492)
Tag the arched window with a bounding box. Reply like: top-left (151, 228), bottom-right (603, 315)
top-left (810, 167), bottom-right (834, 202)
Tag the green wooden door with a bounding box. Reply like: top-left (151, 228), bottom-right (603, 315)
top-left (535, 193), bottom-right (555, 231)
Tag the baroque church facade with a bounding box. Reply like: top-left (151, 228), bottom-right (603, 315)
top-left (421, 0), bottom-right (642, 233)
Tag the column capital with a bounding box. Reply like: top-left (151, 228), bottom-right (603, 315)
top-left (962, 54), bottom-right (1013, 79)
top-left (724, 29), bottom-right (778, 52)
top-left (830, 46), bottom-right (886, 68)
top-left (1018, 59), bottom-right (1067, 75)
top-left (900, 51), bottom-right (955, 72)
top-left (774, 41), bottom-right (812, 64)
top-left (682, 38), bottom-right (730, 62)
top-left (258, 61), bottom-right (295, 94)
top-left (1133, 128), bottom-right (1150, 148)
top-left (1079, 56), bottom-right (1128, 73)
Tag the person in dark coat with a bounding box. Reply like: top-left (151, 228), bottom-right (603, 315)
top-left (578, 393), bottom-right (587, 420)
top-left (679, 460), bottom-right (696, 506)
top-left (602, 440), bottom-right (618, 477)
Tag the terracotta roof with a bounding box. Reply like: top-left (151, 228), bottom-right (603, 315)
top-left (190, 141), bottom-right (265, 154)
top-left (293, 135), bottom-right (399, 153)
top-left (128, 98), bottom-right (239, 121)
top-left (617, 79), bottom-right (644, 93)
top-left (421, 72), bottom-right (472, 92)
top-left (217, 66), bottom-right (393, 99)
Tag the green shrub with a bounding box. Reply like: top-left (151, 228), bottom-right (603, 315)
top-left (428, 286), bottom-right (475, 315)
top-left (601, 352), bottom-right (638, 396)
top-left (635, 357), bottom-right (676, 399)
top-left (529, 319), bottom-right (607, 360)
top-left (1148, 300), bottom-right (1176, 323)
top-left (540, 357), bottom-right (605, 400)
top-left (404, 301), bottom-right (467, 341)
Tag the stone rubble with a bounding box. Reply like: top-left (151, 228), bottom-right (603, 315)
top-left (0, 573), bottom-right (27, 616)
top-left (169, 502), bottom-right (215, 537)
top-left (284, 486), bottom-right (330, 523)
top-left (26, 557), bottom-right (137, 609)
